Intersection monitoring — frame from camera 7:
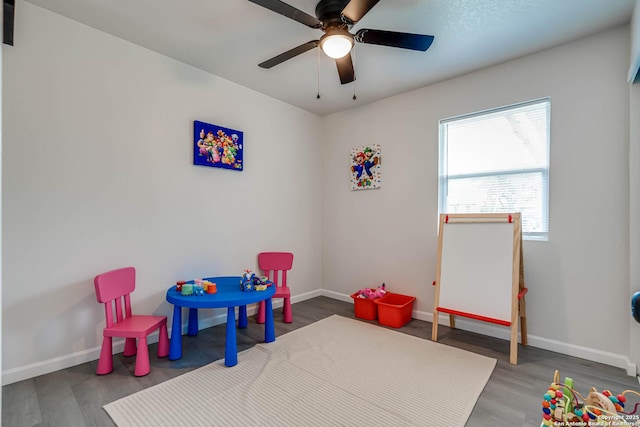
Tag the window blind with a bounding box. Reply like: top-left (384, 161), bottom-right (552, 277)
top-left (439, 98), bottom-right (550, 240)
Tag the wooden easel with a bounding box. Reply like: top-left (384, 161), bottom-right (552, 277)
top-left (431, 213), bottom-right (528, 365)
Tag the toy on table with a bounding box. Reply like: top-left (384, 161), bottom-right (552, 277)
top-left (354, 283), bottom-right (387, 299)
top-left (205, 281), bottom-right (217, 294)
top-left (188, 279), bottom-right (205, 296)
top-left (181, 284), bottom-right (194, 296)
top-left (179, 280), bottom-right (205, 296)
top-left (240, 269), bottom-right (272, 292)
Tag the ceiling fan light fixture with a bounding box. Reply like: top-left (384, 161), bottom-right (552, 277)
top-left (319, 28), bottom-right (353, 59)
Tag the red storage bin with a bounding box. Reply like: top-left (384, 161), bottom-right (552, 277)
top-left (375, 293), bottom-right (416, 328)
top-left (351, 292), bottom-right (390, 320)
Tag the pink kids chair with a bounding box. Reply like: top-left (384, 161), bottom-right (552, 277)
top-left (256, 252), bottom-right (294, 324)
top-left (94, 267), bottom-right (169, 377)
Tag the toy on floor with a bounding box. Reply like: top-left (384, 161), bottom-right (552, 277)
top-left (540, 370), bottom-right (639, 426)
top-left (354, 283), bottom-right (387, 299)
top-left (240, 269), bottom-right (272, 292)
top-left (632, 291), bottom-right (640, 323)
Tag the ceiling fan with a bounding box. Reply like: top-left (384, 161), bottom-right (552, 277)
top-left (247, 0), bottom-right (435, 85)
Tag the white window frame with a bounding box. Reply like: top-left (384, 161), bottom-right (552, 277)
top-left (438, 98), bottom-right (551, 241)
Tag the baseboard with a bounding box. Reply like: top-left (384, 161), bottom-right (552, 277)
top-left (2, 289), bottom-right (324, 386)
top-left (4, 289), bottom-right (635, 385)
top-left (414, 310), bottom-right (636, 374)
top-left (2, 329), bottom-right (171, 386)
top-left (321, 289), bottom-right (353, 303)
top-left (322, 290), bottom-right (637, 375)
top-left (412, 300), bottom-right (636, 376)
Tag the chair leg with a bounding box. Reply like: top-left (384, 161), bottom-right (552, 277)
top-left (96, 337), bottom-right (114, 375)
top-left (256, 301), bottom-right (266, 324)
top-left (123, 337), bottom-right (137, 356)
top-left (134, 337), bottom-right (151, 377)
top-left (283, 297), bottom-right (292, 323)
top-left (157, 323), bottom-right (169, 358)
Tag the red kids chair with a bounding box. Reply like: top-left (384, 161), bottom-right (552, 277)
top-left (256, 252), bottom-right (294, 324)
top-left (94, 267), bottom-right (169, 376)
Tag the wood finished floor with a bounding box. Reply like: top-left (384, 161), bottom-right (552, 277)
top-left (3, 296), bottom-right (640, 427)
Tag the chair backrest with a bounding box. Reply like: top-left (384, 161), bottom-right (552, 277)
top-left (258, 252), bottom-right (293, 288)
top-left (94, 267), bottom-right (136, 328)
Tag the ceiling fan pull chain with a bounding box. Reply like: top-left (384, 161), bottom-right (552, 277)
top-left (317, 46), bottom-right (321, 99)
top-left (352, 46), bottom-right (357, 100)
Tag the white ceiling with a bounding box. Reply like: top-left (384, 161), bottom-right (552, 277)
top-left (22, 0), bottom-right (636, 116)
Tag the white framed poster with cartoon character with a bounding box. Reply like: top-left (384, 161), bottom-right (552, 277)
top-left (350, 144), bottom-right (381, 190)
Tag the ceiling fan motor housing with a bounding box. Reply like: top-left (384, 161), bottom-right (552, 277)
top-left (315, 0), bottom-right (351, 28)
top-left (249, 0), bottom-right (434, 85)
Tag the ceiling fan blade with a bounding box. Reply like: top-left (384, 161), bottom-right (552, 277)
top-left (335, 53), bottom-right (355, 85)
top-left (355, 29), bottom-right (434, 51)
top-left (248, 0), bottom-right (322, 28)
top-left (258, 41), bottom-right (319, 69)
top-left (3, 0), bottom-right (15, 46)
top-left (341, 0), bottom-right (380, 24)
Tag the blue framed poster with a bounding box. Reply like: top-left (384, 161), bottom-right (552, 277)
top-left (193, 120), bottom-right (243, 171)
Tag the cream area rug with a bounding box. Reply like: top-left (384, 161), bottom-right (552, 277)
top-left (104, 315), bottom-right (496, 427)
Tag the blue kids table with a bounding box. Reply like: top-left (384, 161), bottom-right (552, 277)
top-left (165, 276), bottom-right (276, 367)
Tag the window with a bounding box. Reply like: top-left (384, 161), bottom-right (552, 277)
top-left (438, 98), bottom-right (550, 240)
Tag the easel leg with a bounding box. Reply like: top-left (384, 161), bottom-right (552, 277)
top-left (520, 297), bottom-right (528, 346)
top-left (431, 310), bottom-right (439, 341)
top-left (449, 314), bottom-right (456, 329)
top-left (518, 238), bottom-right (528, 347)
top-left (510, 319), bottom-right (518, 365)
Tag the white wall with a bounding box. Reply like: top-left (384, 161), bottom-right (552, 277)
top-left (2, 2), bottom-right (323, 384)
top-left (3, 2), bottom-right (637, 385)
top-left (322, 26), bottom-right (632, 370)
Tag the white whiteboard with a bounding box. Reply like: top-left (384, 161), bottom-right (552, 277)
top-left (438, 220), bottom-right (515, 322)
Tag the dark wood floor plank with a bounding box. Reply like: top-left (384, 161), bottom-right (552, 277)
top-left (3, 296), bottom-right (640, 427)
top-left (2, 379), bottom-right (41, 426)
